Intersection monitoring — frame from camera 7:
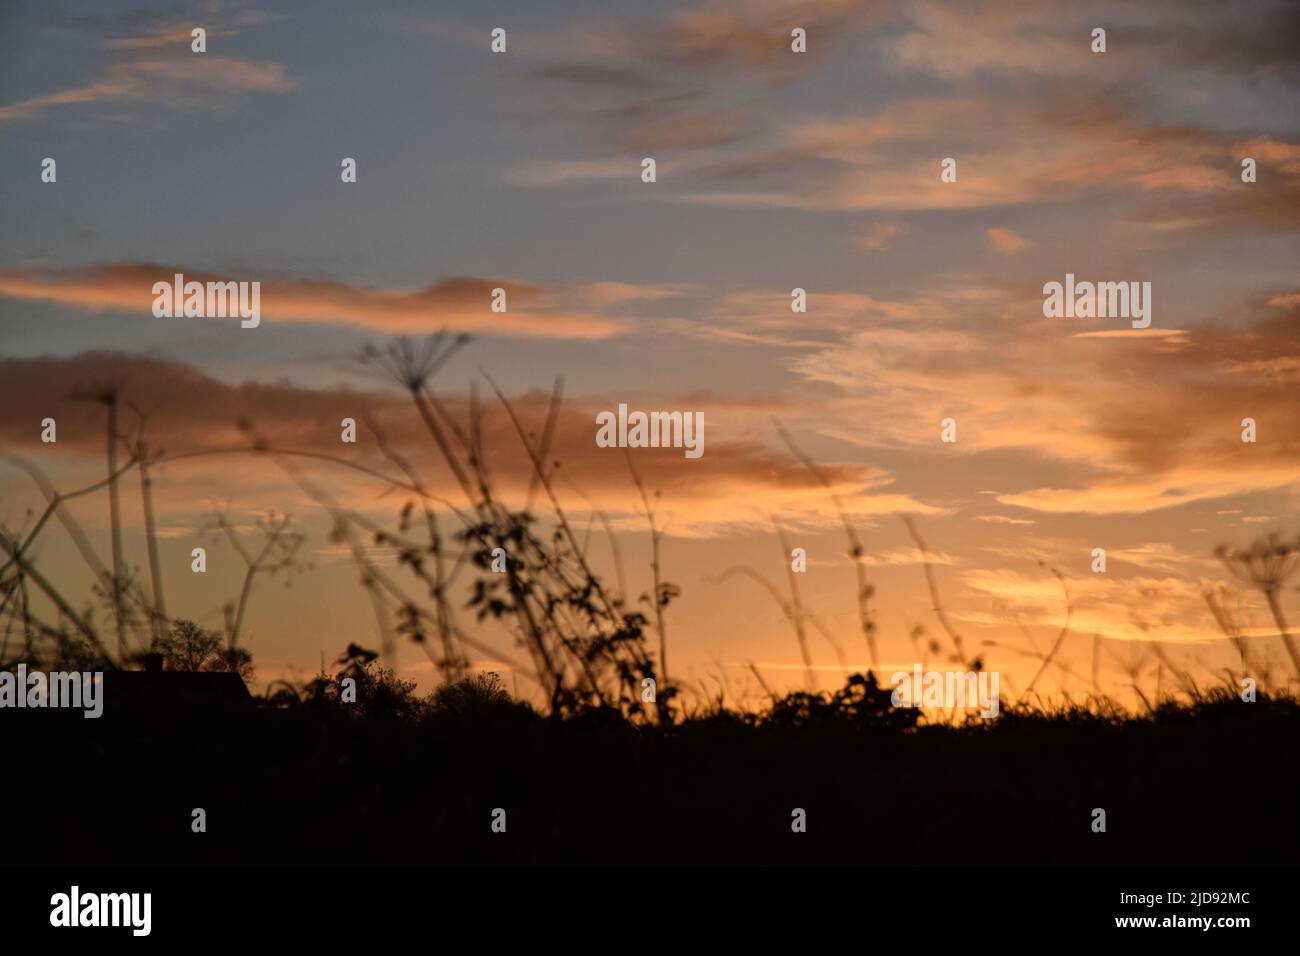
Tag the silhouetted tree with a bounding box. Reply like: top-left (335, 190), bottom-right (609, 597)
top-left (154, 618), bottom-right (254, 680)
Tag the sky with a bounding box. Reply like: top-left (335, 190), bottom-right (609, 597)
top-left (1, 0), bottom-right (1298, 708)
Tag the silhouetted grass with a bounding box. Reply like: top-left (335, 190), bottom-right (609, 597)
top-left (5, 661), bottom-right (1297, 866)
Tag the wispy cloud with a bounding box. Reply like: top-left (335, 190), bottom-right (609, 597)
top-left (0, 14), bottom-right (296, 124)
top-left (791, 285), bottom-right (1300, 514)
top-left (0, 263), bottom-right (625, 340)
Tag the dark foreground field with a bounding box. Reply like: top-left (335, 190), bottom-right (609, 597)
top-left (9, 668), bottom-right (1298, 867)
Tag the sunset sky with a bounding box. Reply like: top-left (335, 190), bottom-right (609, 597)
top-left (2, 0), bottom-right (1298, 706)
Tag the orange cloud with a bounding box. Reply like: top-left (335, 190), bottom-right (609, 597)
top-left (0, 263), bottom-right (625, 340)
top-left (790, 286), bottom-right (1300, 514)
top-left (986, 227), bottom-right (1032, 255)
top-left (0, 352), bottom-right (940, 536)
top-left (677, 94), bottom-right (1300, 228)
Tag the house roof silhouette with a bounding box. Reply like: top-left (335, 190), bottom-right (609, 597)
top-left (102, 663), bottom-right (253, 719)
